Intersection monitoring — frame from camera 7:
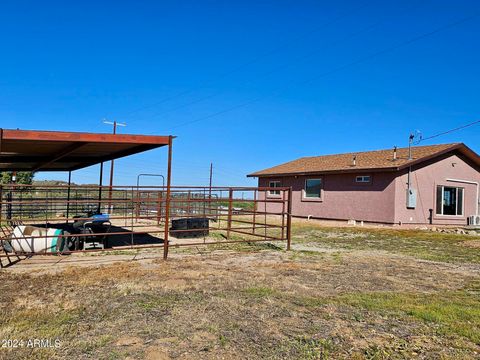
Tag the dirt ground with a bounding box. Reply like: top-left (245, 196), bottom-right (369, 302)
top-left (0, 220), bottom-right (479, 359)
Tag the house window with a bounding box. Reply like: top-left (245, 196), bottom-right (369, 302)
top-left (268, 181), bottom-right (281, 196)
top-left (436, 186), bottom-right (464, 216)
top-left (355, 175), bottom-right (371, 183)
top-left (304, 179), bottom-right (322, 198)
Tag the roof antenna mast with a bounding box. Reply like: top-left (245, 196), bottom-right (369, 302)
top-left (408, 133), bottom-right (414, 160)
top-left (408, 130), bottom-right (422, 160)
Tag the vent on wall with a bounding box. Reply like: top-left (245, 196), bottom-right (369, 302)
top-left (468, 215), bottom-right (480, 226)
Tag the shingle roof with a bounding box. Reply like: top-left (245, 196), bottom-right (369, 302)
top-left (248, 143), bottom-right (480, 177)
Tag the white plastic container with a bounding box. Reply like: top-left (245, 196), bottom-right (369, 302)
top-left (9, 225), bottom-right (66, 254)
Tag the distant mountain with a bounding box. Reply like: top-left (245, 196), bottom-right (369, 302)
top-left (33, 180), bottom-right (72, 186)
top-left (33, 180), bottom-right (98, 186)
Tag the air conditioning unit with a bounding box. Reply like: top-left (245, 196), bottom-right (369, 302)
top-left (468, 215), bottom-right (480, 226)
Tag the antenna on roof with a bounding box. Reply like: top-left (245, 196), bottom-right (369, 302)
top-left (408, 130), bottom-right (422, 160)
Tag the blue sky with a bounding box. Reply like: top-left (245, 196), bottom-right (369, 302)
top-left (1, 0), bottom-right (479, 186)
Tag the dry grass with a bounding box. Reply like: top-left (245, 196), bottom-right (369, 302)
top-left (0, 220), bottom-right (479, 359)
top-left (292, 222), bottom-right (480, 264)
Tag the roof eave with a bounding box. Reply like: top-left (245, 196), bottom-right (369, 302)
top-left (1, 129), bottom-right (173, 145)
top-left (247, 143), bottom-right (480, 178)
top-left (247, 166), bottom-right (401, 178)
top-left (396, 143), bottom-right (479, 171)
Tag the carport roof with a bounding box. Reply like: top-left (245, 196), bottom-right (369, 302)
top-left (0, 129), bottom-right (173, 172)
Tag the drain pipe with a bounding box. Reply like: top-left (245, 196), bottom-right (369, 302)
top-left (446, 178), bottom-right (479, 215)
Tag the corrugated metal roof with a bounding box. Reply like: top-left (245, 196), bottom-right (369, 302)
top-left (0, 129), bottom-right (173, 171)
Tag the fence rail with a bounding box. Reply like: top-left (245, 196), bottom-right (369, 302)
top-left (0, 184), bottom-right (291, 267)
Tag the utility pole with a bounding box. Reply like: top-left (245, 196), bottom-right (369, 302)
top-left (103, 120), bottom-right (126, 213)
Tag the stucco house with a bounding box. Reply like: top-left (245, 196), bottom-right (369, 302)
top-left (247, 143), bottom-right (480, 225)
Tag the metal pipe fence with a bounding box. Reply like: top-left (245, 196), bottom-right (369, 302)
top-left (0, 184), bottom-right (291, 267)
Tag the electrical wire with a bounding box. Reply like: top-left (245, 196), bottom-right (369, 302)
top-left (135, 17), bottom-right (386, 122)
top-left (135, 1), bottom-right (424, 123)
top-left (118, 2), bottom-right (374, 118)
top-left (419, 119), bottom-right (480, 143)
top-left (156, 12), bottom-right (479, 131)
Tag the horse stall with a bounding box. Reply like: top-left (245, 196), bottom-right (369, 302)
top-left (0, 129), bottom-right (291, 267)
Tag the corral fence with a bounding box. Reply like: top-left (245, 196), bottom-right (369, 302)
top-left (0, 184), bottom-right (291, 267)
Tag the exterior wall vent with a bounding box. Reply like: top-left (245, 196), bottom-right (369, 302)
top-left (468, 215), bottom-right (480, 226)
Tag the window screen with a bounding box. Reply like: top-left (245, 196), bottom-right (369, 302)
top-left (305, 179), bottom-right (322, 198)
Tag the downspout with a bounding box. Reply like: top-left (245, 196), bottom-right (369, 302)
top-left (446, 178), bottom-right (479, 215)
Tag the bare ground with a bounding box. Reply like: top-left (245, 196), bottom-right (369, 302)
top-left (0, 221), bottom-right (479, 359)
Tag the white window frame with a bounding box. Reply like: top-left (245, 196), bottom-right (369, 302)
top-left (436, 185), bottom-right (464, 216)
top-left (303, 178), bottom-right (322, 199)
top-left (268, 180), bottom-right (281, 196)
top-left (355, 175), bottom-right (371, 183)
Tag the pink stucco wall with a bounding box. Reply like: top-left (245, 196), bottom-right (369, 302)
top-left (394, 153), bottom-right (480, 225)
top-left (259, 172), bottom-right (397, 223)
top-left (256, 151), bottom-right (480, 225)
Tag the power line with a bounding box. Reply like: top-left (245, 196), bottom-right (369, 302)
top-left (157, 12), bottom-right (478, 131)
top-left (118, 2), bottom-right (373, 118)
top-left (138, 1), bottom-right (424, 123)
top-left (419, 119), bottom-right (480, 143)
top-left (136, 16), bottom-right (388, 122)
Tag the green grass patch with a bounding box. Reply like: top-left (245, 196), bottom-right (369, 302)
top-left (214, 200), bottom-right (255, 210)
top-left (336, 287), bottom-right (480, 344)
top-left (219, 334), bottom-right (229, 347)
top-left (135, 293), bottom-right (184, 310)
top-left (204, 239), bottom-right (284, 253)
top-left (292, 295), bottom-right (328, 308)
top-left (278, 336), bottom-right (334, 359)
top-left (2, 308), bottom-right (80, 339)
top-left (292, 225), bottom-right (480, 264)
top-left (77, 334), bottom-right (113, 355)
